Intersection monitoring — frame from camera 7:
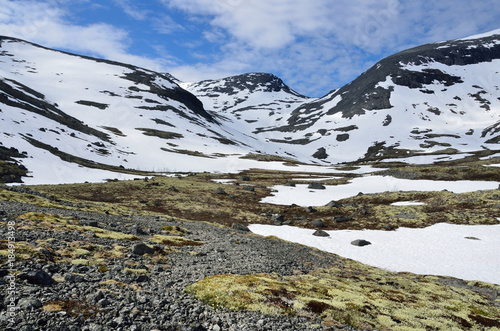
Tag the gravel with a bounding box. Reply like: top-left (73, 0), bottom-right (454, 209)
top-left (0, 201), bottom-right (366, 331)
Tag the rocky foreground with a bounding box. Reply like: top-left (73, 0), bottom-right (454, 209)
top-left (0, 200), bottom-right (361, 331)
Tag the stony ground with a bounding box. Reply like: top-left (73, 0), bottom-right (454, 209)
top-left (0, 200), bottom-right (360, 331)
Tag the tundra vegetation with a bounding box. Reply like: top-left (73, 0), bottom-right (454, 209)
top-left (1, 155), bottom-right (500, 329)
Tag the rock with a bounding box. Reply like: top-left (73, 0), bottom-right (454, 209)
top-left (231, 223), bottom-right (250, 232)
top-left (271, 214), bottom-right (285, 225)
top-left (132, 225), bottom-right (148, 235)
top-left (351, 239), bottom-right (372, 247)
top-left (334, 215), bottom-right (354, 223)
top-left (305, 206), bottom-right (317, 213)
top-left (325, 200), bottom-right (343, 208)
top-left (308, 182), bottom-right (326, 190)
top-left (383, 224), bottom-right (395, 231)
top-left (214, 187), bottom-right (227, 195)
top-left (311, 219), bottom-right (325, 228)
top-left (313, 230), bottom-right (330, 237)
top-left (312, 147), bottom-right (328, 160)
top-left (136, 275), bottom-right (149, 283)
top-left (19, 270), bottom-right (55, 286)
top-left (131, 243), bottom-right (155, 255)
top-left (239, 175), bottom-right (251, 181)
top-left (242, 185), bottom-right (255, 192)
top-left (18, 297), bottom-right (42, 310)
top-left (64, 273), bottom-right (85, 283)
top-left (284, 181), bottom-right (296, 187)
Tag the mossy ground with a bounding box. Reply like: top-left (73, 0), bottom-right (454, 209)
top-left (187, 258), bottom-right (500, 330)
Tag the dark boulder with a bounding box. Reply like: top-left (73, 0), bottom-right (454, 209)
top-left (311, 219), bottom-right (325, 228)
top-left (19, 270), bottom-right (55, 286)
top-left (351, 239), bottom-right (372, 247)
top-left (131, 243), bottom-right (155, 255)
top-left (231, 223), bottom-right (250, 232)
top-left (313, 230), bottom-right (330, 237)
top-left (308, 182), bottom-right (326, 190)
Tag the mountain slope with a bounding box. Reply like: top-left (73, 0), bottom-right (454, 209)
top-left (0, 36), bottom-right (259, 183)
top-left (256, 29), bottom-right (500, 163)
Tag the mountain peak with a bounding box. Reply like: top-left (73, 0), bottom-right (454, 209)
top-left (184, 72), bottom-right (305, 98)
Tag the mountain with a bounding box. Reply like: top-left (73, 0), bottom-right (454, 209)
top-left (246, 29), bottom-right (500, 163)
top-left (1, 30), bottom-right (500, 184)
top-left (0, 36), bottom-right (259, 183)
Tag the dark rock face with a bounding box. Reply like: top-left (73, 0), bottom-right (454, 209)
top-left (312, 147), bottom-right (328, 159)
top-left (193, 73), bottom-right (306, 97)
top-left (325, 200), bottom-right (343, 208)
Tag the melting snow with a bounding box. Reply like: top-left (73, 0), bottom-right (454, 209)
top-left (261, 175), bottom-right (499, 206)
top-left (248, 223), bottom-right (500, 284)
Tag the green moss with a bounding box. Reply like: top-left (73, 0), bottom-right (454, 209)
top-left (187, 259), bottom-right (500, 330)
top-left (150, 234), bottom-right (203, 246)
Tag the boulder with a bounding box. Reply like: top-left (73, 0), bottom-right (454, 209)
top-left (312, 230), bottom-right (330, 237)
top-left (308, 182), bottom-right (326, 190)
top-left (334, 215), bottom-right (354, 223)
top-left (311, 219), bottom-right (325, 228)
top-left (214, 187), bottom-right (227, 195)
top-left (305, 206), bottom-right (317, 213)
top-left (231, 223), bottom-right (250, 232)
top-left (131, 243), bottom-right (155, 255)
top-left (19, 270), bottom-right (55, 286)
top-left (351, 239), bottom-right (372, 247)
top-left (325, 200), bottom-right (343, 208)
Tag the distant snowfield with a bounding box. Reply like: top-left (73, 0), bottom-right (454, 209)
top-left (261, 175), bottom-right (499, 206)
top-left (13, 154), bottom-right (381, 185)
top-left (248, 223), bottom-right (500, 284)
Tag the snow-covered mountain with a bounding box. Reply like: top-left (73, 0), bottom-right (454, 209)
top-left (1, 29), bottom-right (500, 184)
top-left (246, 29), bottom-right (500, 163)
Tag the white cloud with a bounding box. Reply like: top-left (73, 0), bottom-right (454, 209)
top-left (0, 0), bottom-right (167, 72)
top-left (161, 0), bottom-right (500, 96)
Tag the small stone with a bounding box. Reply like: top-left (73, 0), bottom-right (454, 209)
top-left (325, 200), bottom-right (343, 208)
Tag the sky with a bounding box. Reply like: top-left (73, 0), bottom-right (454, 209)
top-left (0, 0), bottom-right (499, 97)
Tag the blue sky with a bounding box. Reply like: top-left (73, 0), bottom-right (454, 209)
top-left (0, 0), bottom-right (499, 97)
